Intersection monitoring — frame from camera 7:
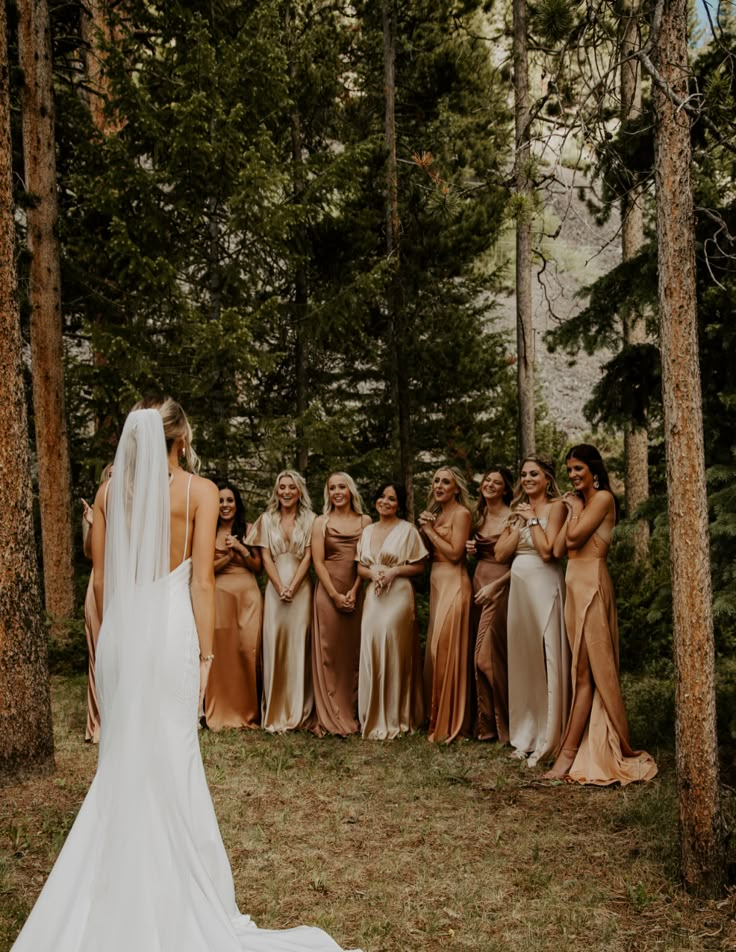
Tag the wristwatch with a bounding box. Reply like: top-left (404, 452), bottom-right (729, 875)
top-left (527, 517), bottom-right (540, 527)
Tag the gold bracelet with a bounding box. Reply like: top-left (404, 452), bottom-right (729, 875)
top-left (200, 653), bottom-right (215, 663)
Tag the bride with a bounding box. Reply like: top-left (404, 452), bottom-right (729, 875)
top-left (11, 399), bottom-right (358, 952)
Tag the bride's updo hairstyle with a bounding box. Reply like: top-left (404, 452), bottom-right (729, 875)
top-left (132, 395), bottom-right (200, 473)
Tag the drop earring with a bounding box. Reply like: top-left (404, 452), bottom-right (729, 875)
top-left (593, 475), bottom-right (600, 490)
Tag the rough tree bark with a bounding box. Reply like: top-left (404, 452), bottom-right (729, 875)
top-left (0, 0), bottom-right (55, 785)
top-left (513, 0), bottom-right (535, 460)
top-left (383, 0), bottom-right (413, 517)
top-left (79, 0), bottom-right (116, 133)
top-left (620, 0), bottom-right (650, 556)
top-left (18, 0), bottom-right (75, 631)
top-left (652, 0), bottom-right (725, 896)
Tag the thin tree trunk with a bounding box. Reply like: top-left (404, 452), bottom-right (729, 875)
top-left (653, 0), bottom-right (725, 897)
top-left (79, 0), bottom-right (116, 133)
top-left (621, 0), bottom-right (650, 557)
top-left (513, 0), bottom-right (535, 460)
top-left (18, 0), bottom-right (75, 631)
top-left (0, 0), bottom-right (55, 785)
top-left (383, 0), bottom-right (413, 517)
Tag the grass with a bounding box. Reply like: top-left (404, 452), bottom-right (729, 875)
top-left (1, 676), bottom-right (736, 951)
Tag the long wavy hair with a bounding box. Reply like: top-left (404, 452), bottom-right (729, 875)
top-left (473, 466), bottom-right (514, 528)
top-left (510, 456), bottom-right (561, 513)
top-left (566, 444), bottom-right (619, 522)
top-left (426, 466), bottom-right (472, 516)
top-left (265, 470), bottom-right (313, 546)
top-left (322, 472), bottom-right (364, 515)
top-left (217, 480), bottom-right (247, 540)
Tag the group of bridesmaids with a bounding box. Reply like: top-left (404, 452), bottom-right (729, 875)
top-left (83, 444), bottom-right (658, 786)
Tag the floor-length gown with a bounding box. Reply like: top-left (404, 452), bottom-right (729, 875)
top-left (11, 422), bottom-right (357, 952)
top-left (424, 525), bottom-right (473, 744)
top-left (562, 534), bottom-right (657, 785)
top-left (471, 531), bottom-right (511, 743)
top-left (507, 520), bottom-right (570, 765)
top-left (356, 521), bottom-right (427, 739)
top-left (246, 512), bottom-right (316, 732)
top-left (83, 572), bottom-right (101, 743)
top-left (312, 523), bottom-right (363, 736)
top-left (205, 545), bottom-right (263, 730)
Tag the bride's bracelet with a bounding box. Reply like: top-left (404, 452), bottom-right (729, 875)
top-left (200, 654), bottom-right (215, 663)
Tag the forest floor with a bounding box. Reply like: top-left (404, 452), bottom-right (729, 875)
top-left (1, 676), bottom-right (736, 952)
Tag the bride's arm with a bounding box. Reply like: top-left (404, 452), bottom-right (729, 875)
top-left (91, 481), bottom-right (109, 619)
top-left (190, 479), bottom-right (219, 701)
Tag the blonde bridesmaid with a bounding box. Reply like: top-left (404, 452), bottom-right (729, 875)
top-left (467, 466), bottom-right (514, 743)
top-left (311, 473), bottom-right (371, 736)
top-left (544, 445), bottom-right (657, 784)
top-left (495, 456), bottom-right (569, 767)
top-left (419, 466), bottom-right (473, 743)
top-left (205, 481), bottom-right (263, 730)
top-left (356, 483), bottom-right (427, 739)
top-left (246, 471), bottom-right (315, 732)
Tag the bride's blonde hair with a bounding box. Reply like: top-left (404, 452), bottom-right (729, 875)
top-left (132, 396), bottom-right (200, 473)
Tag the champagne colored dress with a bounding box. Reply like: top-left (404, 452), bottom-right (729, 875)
top-left (205, 543), bottom-right (263, 730)
top-left (246, 512), bottom-right (316, 732)
top-left (83, 572), bottom-right (101, 743)
top-left (507, 520), bottom-right (570, 765)
top-left (471, 530), bottom-right (511, 743)
top-left (424, 524), bottom-right (473, 744)
top-left (563, 533), bottom-right (657, 785)
top-left (356, 521), bottom-right (427, 739)
top-left (312, 522), bottom-right (363, 736)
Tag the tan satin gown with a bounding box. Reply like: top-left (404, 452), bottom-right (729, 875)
top-left (246, 512), bottom-right (316, 732)
top-left (507, 520), bottom-right (570, 765)
top-left (424, 524), bottom-right (473, 744)
top-left (83, 572), bottom-right (101, 743)
top-left (356, 521), bottom-right (427, 739)
top-left (205, 544), bottom-right (263, 730)
top-left (472, 531), bottom-right (511, 743)
top-left (562, 533), bottom-right (657, 785)
top-left (312, 522), bottom-right (363, 736)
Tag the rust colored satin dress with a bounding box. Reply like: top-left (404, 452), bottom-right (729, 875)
top-left (83, 572), bottom-right (101, 743)
top-left (312, 523), bottom-right (363, 736)
top-left (472, 531), bottom-right (511, 743)
top-left (424, 524), bottom-right (473, 744)
top-left (356, 521), bottom-right (427, 739)
top-left (205, 545), bottom-right (263, 730)
top-left (246, 512), bottom-right (316, 732)
top-left (562, 533), bottom-right (657, 785)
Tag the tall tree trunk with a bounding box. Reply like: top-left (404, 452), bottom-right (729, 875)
top-left (513, 0), bottom-right (535, 460)
top-left (18, 0), bottom-right (75, 632)
top-left (287, 0), bottom-right (309, 473)
top-left (0, 0), bottom-right (55, 785)
top-left (79, 0), bottom-right (116, 133)
top-left (383, 0), bottom-right (413, 516)
top-left (621, 0), bottom-right (650, 557)
top-left (652, 0), bottom-right (725, 897)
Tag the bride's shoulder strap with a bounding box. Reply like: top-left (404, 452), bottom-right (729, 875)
top-left (183, 474), bottom-right (194, 560)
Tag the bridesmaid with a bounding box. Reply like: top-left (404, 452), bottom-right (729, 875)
top-left (311, 472), bottom-right (371, 736)
top-left (356, 482), bottom-right (427, 739)
top-left (246, 471), bottom-right (316, 732)
top-left (544, 445), bottom-right (657, 784)
top-left (495, 456), bottom-right (569, 767)
top-left (205, 481), bottom-right (263, 730)
top-left (419, 466), bottom-right (473, 743)
top-left (467, 466), bottom-right (514, 743)
top-left (81, 463), bottom-right (113, 743)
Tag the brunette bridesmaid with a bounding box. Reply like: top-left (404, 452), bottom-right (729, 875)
top-left (419, 466), bottom-right (473, 743)
top-left (246, 471), bottom-right (316, 732)
top-left (356, 483), bottom-right (427, 739)
top-left (311, 472), bottom-right (371, 736)
top-left (495, 457), bottom-right (569, 767)
top-left (205, 481), bottom-right (263, 730)
top-left (468, 466), bottom-right (514, 743)
top-left (544, 445), bottom-right (657, 784)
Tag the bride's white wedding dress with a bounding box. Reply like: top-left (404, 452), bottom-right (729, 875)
top-left (11, 410), bottom-right (358, 952)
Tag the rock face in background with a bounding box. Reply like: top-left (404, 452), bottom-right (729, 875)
top-left (492, 165), bottom-right (621, 440)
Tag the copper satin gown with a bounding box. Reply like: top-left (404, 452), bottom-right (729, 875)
top-left (205, 543), bottom-right (263, 730)
top-left (507, 519), bottom-right (570, 765)
top-left (312, 522), bottom-right (363, 736)
top-left (471, 530), bottom-right (511, 743)
top-left (83, 572), bottom-right (101, 743)
top-left (562, 532), bottom-right (657, 785)
top-left (356, 521), bottom-right (427, 739)
top-left (246, 512), bottom-right (316, 732)
top-left (424, 524), bottom-right (473, 743)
